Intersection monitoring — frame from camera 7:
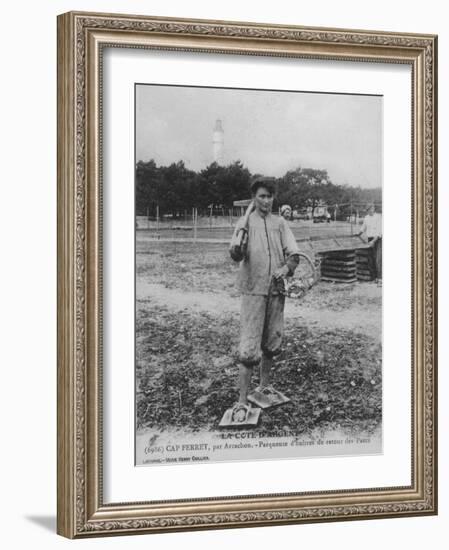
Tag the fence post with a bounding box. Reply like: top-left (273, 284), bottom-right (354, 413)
top-left (193, 207), bottom-right (197, 242)
top-left (350, 201), bottom-right (353, 235)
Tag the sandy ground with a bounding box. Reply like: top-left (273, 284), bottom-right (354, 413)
top-left (135, 241), bottom-right (382, 464)
top-left (137, 281), bottom-right (382, 342)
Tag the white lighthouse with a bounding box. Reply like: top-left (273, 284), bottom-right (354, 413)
top-left (213, 119), bottom-right (224, 164)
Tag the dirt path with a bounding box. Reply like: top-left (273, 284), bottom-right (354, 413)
top-left (137, 282), bottom-right (381, 342)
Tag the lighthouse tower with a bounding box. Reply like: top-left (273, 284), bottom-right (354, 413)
top-left (213, 119), bottom-right (224, 164)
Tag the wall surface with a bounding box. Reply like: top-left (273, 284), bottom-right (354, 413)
top-left (1, 1), bottom-right (446, 549)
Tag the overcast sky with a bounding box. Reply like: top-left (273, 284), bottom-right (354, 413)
top-left (136, 84), bottom-right (382, 188)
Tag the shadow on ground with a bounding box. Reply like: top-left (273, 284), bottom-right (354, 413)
top-left (25, 515), bottom-right (56, 533)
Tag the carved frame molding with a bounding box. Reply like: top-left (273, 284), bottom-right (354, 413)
top-left (57, 12), bottom-right (437, 538)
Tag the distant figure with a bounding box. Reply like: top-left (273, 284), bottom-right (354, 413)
top-left (359, 203), bottom-right (382, 281)
top-left (280, 204), bottom-right (292, 221)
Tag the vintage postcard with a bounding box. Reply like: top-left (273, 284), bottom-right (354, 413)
top-left (134, 84), bottom-right (383, 466)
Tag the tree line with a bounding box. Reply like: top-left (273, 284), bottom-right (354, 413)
top-left (136, 159), bottom-right (381, 219)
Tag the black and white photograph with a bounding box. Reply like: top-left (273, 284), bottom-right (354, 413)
top-left (135, 83), bottom-right (383, 466)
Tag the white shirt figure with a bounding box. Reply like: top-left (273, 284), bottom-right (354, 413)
top-left (361, 209), bottom-right (382, 239)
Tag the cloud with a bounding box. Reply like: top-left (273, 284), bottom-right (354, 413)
top-left (136, 84), bottom-right (382, 188)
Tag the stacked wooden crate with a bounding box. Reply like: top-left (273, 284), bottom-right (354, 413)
top-left (318, 250), bottom-right (357, 283)
top-left (355, 248), bottom-right (375, 281)
top-left (298, 236), bottom-right (376, 284)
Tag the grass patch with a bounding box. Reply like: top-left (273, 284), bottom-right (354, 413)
top-left (137, 306), bottom-right (381, 436)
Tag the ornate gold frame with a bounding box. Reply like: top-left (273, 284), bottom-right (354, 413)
top-left (57, 11), bottom-right (438, 538)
